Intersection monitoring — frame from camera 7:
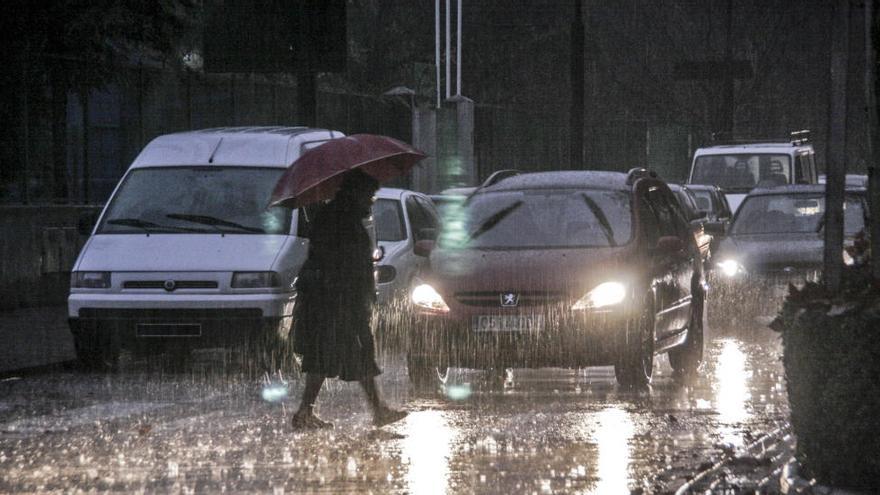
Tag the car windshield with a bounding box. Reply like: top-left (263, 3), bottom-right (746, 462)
top-left (731, 193), bottom-right (865, 236)
top-left (439, 188), bottom-right (632, 249)
top-left (98, 167), bottom-right (291, 234)
top-left (373, 198), bottom-right (406, 242)
top-left (691, 153), bottom-right (792, 193)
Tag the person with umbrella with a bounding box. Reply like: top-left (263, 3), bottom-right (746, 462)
top-left (269, 135), bottom-right (425, 430)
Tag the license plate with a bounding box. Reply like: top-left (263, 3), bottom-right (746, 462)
top-left (472, 315), bottom-right (544, 332)
top-left (137, 323), bottom-right (202, 338)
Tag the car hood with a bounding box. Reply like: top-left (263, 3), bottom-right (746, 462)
top-left (717, 233), bottom-right (824, 268)
top-left (74, 234), bottom-right (290, 272)
top-left (428, 246), bottom-right (635, 298)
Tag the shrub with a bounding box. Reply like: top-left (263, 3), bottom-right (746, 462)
top-left (772, 265), bottom-right (880, 487)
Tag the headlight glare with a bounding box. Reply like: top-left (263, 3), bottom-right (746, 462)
top-left (717, 259), bottom-right (743, 277)
top-left (232, 271), bottom-right (280, 288)
top-left (411, 284), bottom-right (450, 313)
top-left (573, 281), bottom-right (627, 310)
top-left (71, 271), bottom-right (111, 289)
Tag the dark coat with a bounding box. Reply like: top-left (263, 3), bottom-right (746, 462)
top-left (292, 198), bottom-right (380, 381)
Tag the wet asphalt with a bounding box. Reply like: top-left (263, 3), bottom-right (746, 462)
top-left (0, 316), bottom-right (788, 494)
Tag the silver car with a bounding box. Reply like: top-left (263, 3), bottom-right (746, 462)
top-left (373, 188), bottom-right (440, 305)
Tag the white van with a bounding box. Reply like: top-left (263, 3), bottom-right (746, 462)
top-left (68, 126), bottom-right (344, 369)
top-left (687, 133), bottom-right (818, 214)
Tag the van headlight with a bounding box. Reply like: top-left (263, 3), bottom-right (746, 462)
top-left (71, 271), bottom-right (111, 289)
top-left (412, 284), bottom-right (450, 313)
top-left (572, 281), bottom-right (627, 310)
top-left (231, 271), bottom-right (281, 288)
top-left (717, 259), bottom-right (744, 277)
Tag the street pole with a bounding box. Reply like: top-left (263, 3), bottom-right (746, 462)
top-left (435, 0), bottom-right (441, 108)
top-left (456, 0), bottom-right (461, 96)
top-left (570, 0), bottom-right (584, 170)
top-left (866, 0), bottom-right (880, 281)
top-left (445, 0), bottom-right (451, 100)
top-left (825, 0), bottom-right (850, 292)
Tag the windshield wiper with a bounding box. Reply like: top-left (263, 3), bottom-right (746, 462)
top-left (581, 194), bottom-right (617, 246)
top-left (466, 201), bottom-right (523, 242)
top-left (166, 213), bottom-right (265, 233)
top-left (107, 217), bottom-right (206, 234)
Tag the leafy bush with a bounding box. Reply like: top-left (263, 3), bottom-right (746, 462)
top-left (772, 266), bottom-right (880, 487)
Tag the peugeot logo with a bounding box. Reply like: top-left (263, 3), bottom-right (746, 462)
top-left (163, 280), bottom-right (177, 292)
top-left (500, 293), bottom-right (519, 307)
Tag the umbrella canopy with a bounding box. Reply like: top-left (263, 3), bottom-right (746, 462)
top-left (268, 134), bottom-right (426, 209)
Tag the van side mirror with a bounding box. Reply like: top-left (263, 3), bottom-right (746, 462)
top-left (656, 235), bottom-right (684, 253)
top-left (77, 210), bottom-right (100, 236)
top-left (414, 240), bottom-right (435, 257)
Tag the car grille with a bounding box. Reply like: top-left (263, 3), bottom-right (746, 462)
top-left (78, 308), bottom-right (262, 320)
top-left (454, 291), bottom-right (567, 307)
top-left (122, 280), bottom-right (219, 290)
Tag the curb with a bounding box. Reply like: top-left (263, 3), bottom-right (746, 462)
top-left (675, 425), bottom-right (791, 494)
top-left (780, 459), bottom-right (873, 495)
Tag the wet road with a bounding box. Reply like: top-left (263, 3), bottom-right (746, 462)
top-left (0, 323), bottom-right (787, 494)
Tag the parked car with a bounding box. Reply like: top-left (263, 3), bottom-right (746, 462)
top-left (68, 126), bottom-right (345, 370)
top-left (818, 174), bottom-right (868, 188)
top-left (711, 184), bottom-right (868, 325)
top-left (373, 187), bottom-right (441, 305)
top-left (687, 131), bottom-right (818, 213)
top-left (668, 184), bottom-right (712, 262)
top-left (409, 168), bottom-right (706, 388)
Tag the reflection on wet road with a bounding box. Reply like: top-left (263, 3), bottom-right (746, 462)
top-left (0, 325), bottom-right (787, 493)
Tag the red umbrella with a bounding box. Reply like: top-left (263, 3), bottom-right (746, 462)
top-left (268, 134), bottom-right (427, 209)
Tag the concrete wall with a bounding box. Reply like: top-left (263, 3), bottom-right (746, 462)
top-left (0, 206), bottom-right (101, 310)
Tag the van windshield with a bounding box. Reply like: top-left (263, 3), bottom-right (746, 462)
top-left (439, 189), bottom-right (632, 249)
top-left (97, 167), bottom-right (291, 235)
top-left (691, 154), bottom-right (792, 193)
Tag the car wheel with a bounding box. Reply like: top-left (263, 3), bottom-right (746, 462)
top-left (614, 298), bottom-right (655, 388)
top-left (668, 291), bottom-right (705, 379)
top-left (72, 331), bottom-right (120, 372)
top-left (407, 354), bottom-right (449, 390)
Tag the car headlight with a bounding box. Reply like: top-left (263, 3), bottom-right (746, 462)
top-left (71, 271), bottom-right (111, 289)
top-left (231, 271), bottom-right (281, 288)
top-left (717, 259), bottom-right (744, 277)
top-left (572, 281), bottom-right (627, 310)
top-left (411, 283), bottom-right (450, 313)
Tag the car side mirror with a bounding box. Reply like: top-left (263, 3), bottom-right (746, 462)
top-left (692, 210), bottom-right (708, 221)
top-left (77, 210), bottom-right (100, 236)
top-left (414, 240), bottom-right (435, 257)
top-left (656, 235), bottom-right (684, 253)
top-left (704, 221), bottom-right (726, 236)
top-left (373, 246), bottom-right (386, 262)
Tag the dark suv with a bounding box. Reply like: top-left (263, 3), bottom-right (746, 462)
top-left (409, 169), bottom-right (706, 388)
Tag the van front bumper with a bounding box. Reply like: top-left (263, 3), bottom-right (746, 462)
top-left (68, 293), bottom-right (294, 352)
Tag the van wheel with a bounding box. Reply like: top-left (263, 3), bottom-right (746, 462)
top-left (668, 292), bottom-right (705, 380)
top-left (614, 300), bottom-right (655, 389)
top-left (73, 332), bottom-right (119, 372)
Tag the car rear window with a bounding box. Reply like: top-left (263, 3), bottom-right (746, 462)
top-left (439, 188), bottom-right (632, 249)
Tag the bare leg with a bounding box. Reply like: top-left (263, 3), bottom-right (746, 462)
top-left (298, 373), bottom-right (325, 413)
top-left (361, 377), bottom-right (408, 427)
top-left (291, 373), bottom-right (332, 429)
top-left (359, 376), bottom-right (383, 413)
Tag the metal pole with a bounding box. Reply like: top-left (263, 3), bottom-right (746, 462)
top-left (435, 0), bottom-right (441, 108)
top-left (865, 0), bottom-right (880, 280)
top-left (445, 0), bottom-right (451, 100)
top-left (456, 0), bottom-right (462, 96)
top-left (824, 0), bottom-right (850, 292)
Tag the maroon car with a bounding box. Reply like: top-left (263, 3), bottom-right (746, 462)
top-left (409, 169), bottom-right (705, 388)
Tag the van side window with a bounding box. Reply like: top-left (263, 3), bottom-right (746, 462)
top-left (795, 154), bottom-right (808, 184)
